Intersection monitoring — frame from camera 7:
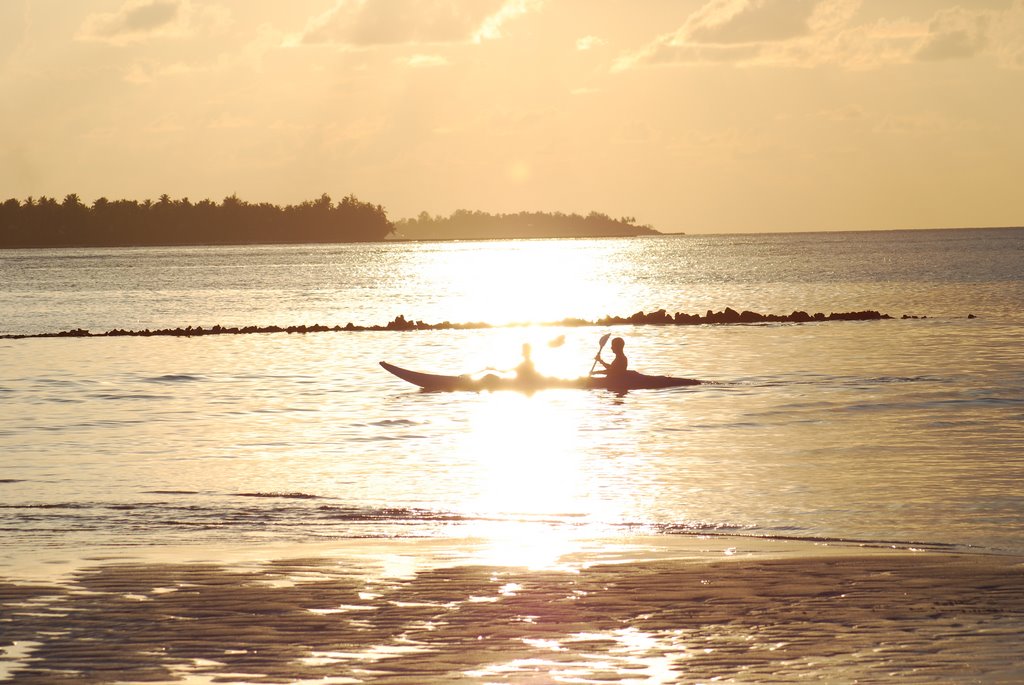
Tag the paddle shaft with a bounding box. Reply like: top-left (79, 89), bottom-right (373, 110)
top-left (588, 334), bottom-right (611, 376)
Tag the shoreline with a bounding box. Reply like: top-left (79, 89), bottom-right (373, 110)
top-left (1, 224), bottom-right (1021, 251)
top-left (3, 535), bottom-right (1022, 683)
top-left (0, 531), bottom-right (976, 583)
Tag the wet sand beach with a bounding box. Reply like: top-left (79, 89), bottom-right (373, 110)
top-left (2, 537), bottom-right (1022, 684)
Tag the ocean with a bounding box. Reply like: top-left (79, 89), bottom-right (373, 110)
top-left (3, 228), bottom-right (1022, 556)
top-left (1, 228), bottom-right (1023, 683)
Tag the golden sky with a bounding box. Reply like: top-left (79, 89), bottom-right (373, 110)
top-left (1, 0), bottom-right (1022, 232)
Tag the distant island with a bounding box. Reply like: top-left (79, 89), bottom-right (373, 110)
top-left (0, 194), bottom-right (394, 248)
top-left (0, 194), bottom-right (662, 248)
top-left (395, 210), bottom-right (660, 241)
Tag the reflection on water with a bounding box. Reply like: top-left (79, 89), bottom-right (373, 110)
top-left (1, 230), bottom-right (1023, 566)
top-left (470, 627), bottom-right (688, 683)
top-left (412, 240), bottom-right (621, 326)
top-left (444, 392), bottom-right (599, 569)
top-left (3, 229), bottom-right (1022, 336)
top-left (461, 394), bottom-right (587, 517)
top-left (1, 313), bottom-right (1022, 560)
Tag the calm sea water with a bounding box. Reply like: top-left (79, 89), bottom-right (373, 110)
top-left (1, 229), bottom-right (1023, 572)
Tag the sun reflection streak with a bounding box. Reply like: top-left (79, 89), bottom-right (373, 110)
top-left (466, 626), bottom-right (691, 683)
top-left (463, 394), bottom-right (582, 516)
top-left (454, 392), bottom-right (621, 569)
top-left (413, 240), bottom-right (621, 325)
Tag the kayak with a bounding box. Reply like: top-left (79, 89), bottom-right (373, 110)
top-left (380, 361), bottom-right (701, 392)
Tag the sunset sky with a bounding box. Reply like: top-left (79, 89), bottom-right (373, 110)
top-left (2, 0), bottom-right (1022, 233)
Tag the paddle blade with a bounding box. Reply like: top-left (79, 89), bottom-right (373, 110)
top-left (547, 334), bottom-right (566, 348)
top-left (588, 333), bottom-right (612, 376)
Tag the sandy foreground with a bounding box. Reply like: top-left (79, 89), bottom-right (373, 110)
top-left (1, 535), bottom-right (1022, 684)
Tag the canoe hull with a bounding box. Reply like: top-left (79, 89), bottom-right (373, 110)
top-left (380, 361), bottom-right (700, 392)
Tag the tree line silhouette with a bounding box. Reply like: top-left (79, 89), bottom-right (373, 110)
top-left (0, 194), bottom-right (394, 248)
top-left (397, 209), bottom-right (660, 240)
top-left (0, 195), bottom-right (664, 248)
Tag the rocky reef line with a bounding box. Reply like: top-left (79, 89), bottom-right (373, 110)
top-left (0, 308), bottom-right (943, 340)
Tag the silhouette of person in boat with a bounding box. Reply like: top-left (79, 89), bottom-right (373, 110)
top-left (474, 343), bottom-right (540, 390)
top-left (593, 336), bottom-right (627, 379)
top-left (514, 343), bottom-right (540, 382)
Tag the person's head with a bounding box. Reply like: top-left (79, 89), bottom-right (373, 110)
top-left (610, 337), bottom-right (625, 353)
top-left (522, 343), bottom-right (532, 358)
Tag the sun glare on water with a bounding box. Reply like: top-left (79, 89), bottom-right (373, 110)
top-left (454, 393), bottom-right (619, 569)
top-left (462, 393), bottom-right (583, 516)
top-left (400, 239), bottom-right (643, 569)
top-left (415, 239), bottom-right (621, 325)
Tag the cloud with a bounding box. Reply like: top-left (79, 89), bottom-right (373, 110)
top-left (400, 54), bottom-right (450, 67)
top-left (295, 0), bottom-right (539, 47)
top-left (616, 0), bottom-right (1024, 70)
top-left (472, 0), bottom-right (541, 43)
top-left (77, 0), bottom-right (229, 45)
top-left (681, 0), bottom-right (819, 44)
top-left (122, 56), bottom-right (222, 84)
top-left (915, 7), bottom-right (990, 61)
top-left (118, 23), bottom-right (281, 85)
top-left (576, 35), bottom-right (606, 51)
top-left (989, 0), bottom-right (1024, 68)
top-left (614, 0), bottom-right (828, 70)
top-left (208, 114), bottom-right (254, 130)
